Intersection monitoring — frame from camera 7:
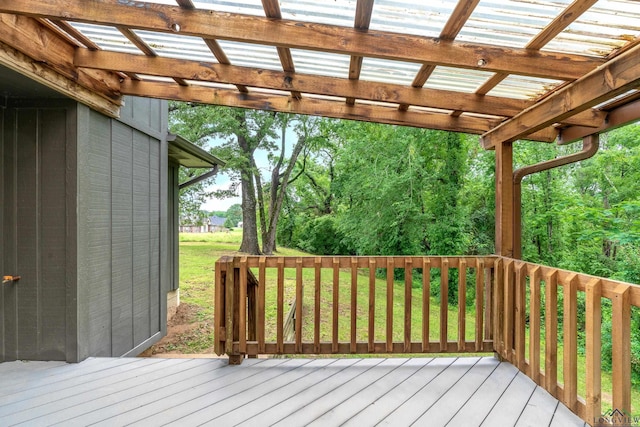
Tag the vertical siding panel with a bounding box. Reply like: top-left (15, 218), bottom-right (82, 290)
top-left (0, 107), bottom-right (5, 360)
top-left (149, 138), bottom-right (161, 333)
top-left (38, 109), bottom-right (68, 359)
top-left (83, 110), bottom-right (113, 356)
top-left (133, 132), bottom-right (151, 344)
top-left (149, 98), bottom-right (161, 132)
top-left (16, 109), bottom-right (40, 359)
top-left (111, 121), bottom-right (134, 355)
top-left (2, 109), bottom-right (17, 361)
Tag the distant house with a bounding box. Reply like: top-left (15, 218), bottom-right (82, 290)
top-left (208, 216), bottom-right (228, 232)
top-left (179, 224), bottom-right (207, 233)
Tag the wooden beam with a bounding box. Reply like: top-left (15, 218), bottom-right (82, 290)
top-left (559, 97), bottom-right (640, 144)
top-left (260, 0), bottom-right (300, 99)
top-left (0, 13), bottom-right (121, 101)
top-left (75, 49), bottom-right (528, 117)
top-left (116, 26), bottom-right (187, 86)
top-left (481, 42), bottom-right (640, 148)
top-left (526, 0), bottom-right (599, 50)
top-left (0, 0), bottom-right (603, 80)
top-left (474, 0), bottom-right (599, 96)
top-left (347, 0), bottom-right (373, 105)
top-left (75, 49), bottom-right (604, 129)
top-left (120, 80), bottom-right (503, 134)
top-left (400, 0), bottom-right (480, 110)
top-left (0, 40), bottom-right (120, 117)
top-left (346, 0), bottom-right (374, 105)
top-left (175, 0), bottom-right (248, 94)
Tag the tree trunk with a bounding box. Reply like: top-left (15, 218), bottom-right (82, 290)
top-left (236, 115), bottom-right (261, 255)
top-left (239, 170), bottom-right (261, 254)
top-left (262, 133), bottom-right (307, 254)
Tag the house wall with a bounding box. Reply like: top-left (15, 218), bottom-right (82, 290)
top-left (0, 99), bottom-right (79, 361)
top-left (76, 98), bottom-right (168, 359)
top-left (167, 162), bottom-right (180, 320)
top-left (0, 97), bottom-right (169, 362)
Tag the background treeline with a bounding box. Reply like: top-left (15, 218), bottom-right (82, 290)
top-left (278, 120), bottom-right (640, 282)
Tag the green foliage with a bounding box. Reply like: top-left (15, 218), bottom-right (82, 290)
top-left (223, 204), bottom-right (242, 228)
top-left (296, 215), bottom-right (351, 255)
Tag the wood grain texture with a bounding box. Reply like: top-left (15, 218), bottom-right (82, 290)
top-left (563, 274), bottom-right (578, 412)
top-left (584, 278), bottom-right (602, 422)
top-left (121, 80), bottom-right (523, 137)
top-left (611, 284), bottom-right (631, 413)
top-left (482, 42), bottom-right (640, 147)
top-left (1, 1), bottom-right (602, 80)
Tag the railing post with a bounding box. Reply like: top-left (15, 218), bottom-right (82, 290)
top-left (503, 259), bottom-right (515, 361)
top-left (225, 258), bottom-right (242, 364)
top-left (585, 278), bottom-right (602, 423)
top-left (545, 270), bottom-right (558, 396)
top-left (514, 262), bottom-right (526, 371)
top-left (247, 265), bottom-right (259, 358)
top-left (214, 257), bottom-right (226, 356)
top-left (239, 257), bottom-right (248, 356)
top-left (563, 274), bottom-right (578, 412)
top-left (611, 284), bottom-right (631, 414)
top-left (440, 258), bottom-right (449, 352)
top-left (475, 259), bottom-right (485, 352)
top-left (493, 257), bottom-right (504, 359)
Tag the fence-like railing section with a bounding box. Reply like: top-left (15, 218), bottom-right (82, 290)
top-left (214, 255), bottom-right (640, 424)
top-left (495, 257), bottom-right (640, 422)
top-left (215, 256), bottom-right (496, 362)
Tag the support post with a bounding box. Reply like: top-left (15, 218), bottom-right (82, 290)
top-left (495, 141), bottom-right (514, 257)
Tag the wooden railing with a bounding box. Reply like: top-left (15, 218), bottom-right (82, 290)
top-left (214, 255), bottom-right (640, 424)
top-left (495, 257), bottom-right (640, 423)
top-left (215, 256), bottom-right (495, 362)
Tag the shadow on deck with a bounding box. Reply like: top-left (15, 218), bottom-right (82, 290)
top-left (0, 356), bottom-right (586, 426)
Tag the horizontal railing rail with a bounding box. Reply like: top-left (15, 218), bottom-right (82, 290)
top-left (215, 256), bottom-right (496, 362)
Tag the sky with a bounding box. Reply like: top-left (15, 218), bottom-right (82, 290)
top-left (199, 126), bottom-right (296, 213)
top-left (201, 176), bottom-right (240, 212)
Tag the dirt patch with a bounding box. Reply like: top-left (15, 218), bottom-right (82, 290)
top-left (139, 303), bottom-right (215, 356)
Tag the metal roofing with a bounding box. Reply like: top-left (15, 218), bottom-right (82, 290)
top-left (64, 0), bottom-right (639, 101)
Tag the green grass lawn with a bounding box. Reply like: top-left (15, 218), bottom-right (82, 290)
top-left (176, 230), bottom-right (638, 412)
top-left (179, 230), bottom-right (482, 350)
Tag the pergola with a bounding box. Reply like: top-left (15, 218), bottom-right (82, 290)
top-left (1, 1), bottom-right (640, 424)
top-left (1, 0), bottom-right (639, 258)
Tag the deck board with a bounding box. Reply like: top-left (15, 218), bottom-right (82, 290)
top-left (0, 356), bottom-right (586, 427)
top-left (300, 358), bottom-right (430, 426)
top-left (412, 357), bottom-right (501, 426)
top-left (377, 357), bottom-right (482, 425)
top-left (446, 360), bottom-right (521, 425)
top-left (481, 365), bottom-right (538, 426)
top-left (342, 356), bottom-right (456, 426)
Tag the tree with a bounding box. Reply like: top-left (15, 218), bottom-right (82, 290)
top-left (169, 102), bottom-right (316, 254)
top-left (332, 121), bottom-right (434, 256)
top-left (258, 115), bottom-right (320, 254)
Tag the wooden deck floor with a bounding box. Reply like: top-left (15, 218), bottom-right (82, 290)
top-left (0, 356), bottom-right (586, 426)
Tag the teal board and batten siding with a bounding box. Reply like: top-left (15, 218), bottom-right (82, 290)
top-left (1, 97), bottom-right (169, 362)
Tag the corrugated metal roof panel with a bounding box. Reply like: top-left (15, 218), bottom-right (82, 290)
top-left (487, 75), bottom-right (564, 100)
